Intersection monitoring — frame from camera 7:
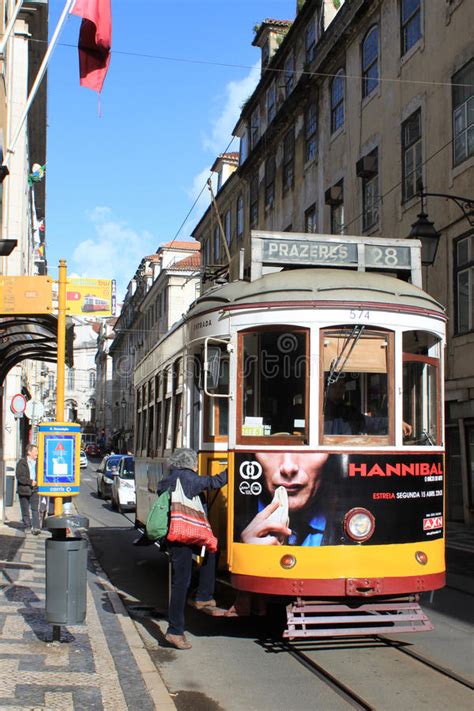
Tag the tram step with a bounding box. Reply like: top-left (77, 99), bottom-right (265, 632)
top-left (283, 597), bottom-right (433, 639)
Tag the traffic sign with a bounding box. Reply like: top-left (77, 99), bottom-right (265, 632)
top-left (25, 400), bottom-right (45, 421)
top-left (37, 422), bottom-right (81, 496)
top-left (10, 393), bottom-right (27, 415)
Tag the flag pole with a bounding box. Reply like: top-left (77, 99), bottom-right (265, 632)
top-left (0, 0), bottom-right (25, 58)
top-left (4, 0), bottom-right (76, 169)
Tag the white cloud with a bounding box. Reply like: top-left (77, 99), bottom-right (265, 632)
top-left (203, 61), bottom-right (260, 153)
top-left (179, 62), bottom-right (260, 240)
top-left (72, 208), bottom-right (155, 299)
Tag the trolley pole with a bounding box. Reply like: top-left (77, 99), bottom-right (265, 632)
top-left (54, 259), bottom-right (67, 517)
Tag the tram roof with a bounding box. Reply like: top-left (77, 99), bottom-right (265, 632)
top-left (189, 269), bottom-right (445, 317)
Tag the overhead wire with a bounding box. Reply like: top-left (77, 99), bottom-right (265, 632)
top-left (35, 38), bottom-right (474, 90)
top-left (35, 34), bottom-right (473, 263)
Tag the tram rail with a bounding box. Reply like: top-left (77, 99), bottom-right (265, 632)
top-left (375, 635), bottom-right (474, 690)
top-left (282, 642), bottom-right (375, 710)
top-left (268, 633), bottom-right (474, 709)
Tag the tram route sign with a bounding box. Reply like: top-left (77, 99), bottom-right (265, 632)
top-left (37, 422), bottom-right (81, 496)
top-left (251, 231), bottom-right (420, 285)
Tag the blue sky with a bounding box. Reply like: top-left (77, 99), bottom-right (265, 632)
top-left (45, 0), bottom-right (295, 298)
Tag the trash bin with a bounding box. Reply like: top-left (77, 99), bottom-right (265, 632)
top-left (44, 514), bottom-right (89, 626)
top-left (4, 473), bottom-right (15, 507)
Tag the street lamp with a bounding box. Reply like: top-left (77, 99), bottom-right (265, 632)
top-left (408, 181), bottom-right (474, 266)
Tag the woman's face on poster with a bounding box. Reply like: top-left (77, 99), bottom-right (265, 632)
top-left (255, 452), bottom-right (330, 513)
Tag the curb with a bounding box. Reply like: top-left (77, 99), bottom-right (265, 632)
top-left (85, 536), bottom-right (177, 711)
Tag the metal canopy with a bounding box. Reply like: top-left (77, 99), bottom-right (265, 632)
top-left (0, 315), bottom-right (74, 382)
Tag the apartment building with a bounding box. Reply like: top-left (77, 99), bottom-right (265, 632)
top-left (110, 241), bottom-right (200, 452)
top-left (0, 0), bottom-right (53, 520)
top-left (192, 0), bottom-right (474, 524)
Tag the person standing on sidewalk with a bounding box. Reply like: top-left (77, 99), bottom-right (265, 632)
top-left (157, 448), bottom-right (227, 650)
top-left (16, 444), bottom-right (41, 535)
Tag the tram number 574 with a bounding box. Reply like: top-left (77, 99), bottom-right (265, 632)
top-left (349, 310), bottom-right (370, 320)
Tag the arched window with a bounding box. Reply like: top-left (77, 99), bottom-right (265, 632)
top-left (89, 370), bottom-right (96, 388)
top-left (331, 69), bottom-right (345, 133)
top-left (362, 26), bottom-right (379, 98)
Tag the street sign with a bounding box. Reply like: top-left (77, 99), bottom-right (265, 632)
top-left (37, 422), bottom-right (81, 496)
top-left (0, 275), bottom-right (53, 314)
top-left (66, 278), bottom-right (116, 316)
top-left (10, 393), bottom-right (27, 415)
top-left (25, 400), bottom-right (45, 421)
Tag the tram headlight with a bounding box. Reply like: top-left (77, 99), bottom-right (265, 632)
top-left (415, 551), bottom-right (428, 565)
top-left (280, 554), bottom-right (297, 569)
top-left (344, 508), bottom-right (375, 542)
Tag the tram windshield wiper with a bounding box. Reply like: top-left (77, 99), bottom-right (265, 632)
top-left (422, 429), bottom-right (435, 445)
top-left (326, 325), bottom-right (366, 385)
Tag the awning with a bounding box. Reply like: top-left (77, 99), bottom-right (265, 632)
top-left (0, 315), bottom-right (74, 383)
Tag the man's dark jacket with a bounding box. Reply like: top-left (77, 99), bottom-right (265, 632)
top-left (16, 458), bottom-right (36, 497)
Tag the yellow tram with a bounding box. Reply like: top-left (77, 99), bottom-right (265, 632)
top-left (134, 232), bottom-right (446, 635)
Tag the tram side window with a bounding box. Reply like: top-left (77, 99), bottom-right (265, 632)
top-left (403, 331), bottom-right (440, 446)
top-left (239, 328), bottom-right (308, 442)
top-left (163, 399), bottom-right (172, 451)
top-left (147, 403), bottom-right (154, 456)
top-left (322, 327), bottom-right (392, 442)
top-left (204, 350), bottom-right (229, 441)
top-left (163, 366), bottom-right (173, 452)
top-left (141, 406), bottom-right (147, 454)
top-left (155, 374), bottom-right (162, 455)
top-left (173, 393), bottom-right (183, 449)
top-left (135, 405), bottom-right (141, 454)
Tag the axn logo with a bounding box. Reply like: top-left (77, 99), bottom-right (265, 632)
top-left (423, 516), bottom-right (443, 531)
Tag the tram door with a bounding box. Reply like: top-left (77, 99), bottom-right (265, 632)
top-left (199, 454), bottom-right (229, 567)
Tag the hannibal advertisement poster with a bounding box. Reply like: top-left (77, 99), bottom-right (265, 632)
top-left (233, 452), bottom-right (444, 546)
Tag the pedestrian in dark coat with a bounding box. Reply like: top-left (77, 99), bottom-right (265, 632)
top-left (16, 443), bottom-right (41, 534)
top-left (157, 448), bottom-right (227, 650)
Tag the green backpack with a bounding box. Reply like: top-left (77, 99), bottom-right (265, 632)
top-left (146, 489), bottom-right (170, 541)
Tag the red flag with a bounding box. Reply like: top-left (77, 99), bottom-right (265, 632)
top-left (70, 0), bottom-right (112, 93)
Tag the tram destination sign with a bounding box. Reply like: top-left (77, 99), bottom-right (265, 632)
top-left (262, 239), bottom-right (358, 265)
top-left (260, 237), bottom-right (412, 270)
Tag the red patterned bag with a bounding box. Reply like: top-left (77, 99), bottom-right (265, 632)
top-left (167, 479), bottom-right (218, 552)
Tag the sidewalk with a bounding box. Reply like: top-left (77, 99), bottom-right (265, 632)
top-left (0, 499), bottom-right (176, 711)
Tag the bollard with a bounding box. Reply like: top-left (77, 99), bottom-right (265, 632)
top-left (44, 514), bottom-right (89, 642)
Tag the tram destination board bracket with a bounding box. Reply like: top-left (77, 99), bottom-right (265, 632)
top-left (250, 231), bottom-right (422, 286)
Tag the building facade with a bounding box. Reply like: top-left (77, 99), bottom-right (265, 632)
top-left (110, 241), bottom-right (200, 453)
top-left (192, 0), bottom-right (474, 524)
top-left (95, 317), bottom-right (116, 449)
top-left (40, 317), bottom-right (99, 429)
top-left (0, 0), bottom-right (50, 520)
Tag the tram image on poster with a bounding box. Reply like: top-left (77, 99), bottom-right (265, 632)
top-left (44, 436), bottom-right (76, 484)
top-left (233, 452), bottom-right (444, 546)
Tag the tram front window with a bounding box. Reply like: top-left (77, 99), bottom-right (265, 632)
top-left (240, 328), bottom-right (308, 442)
top-left (403, 331), bottom-right (440, 446)
top-left (322, 327), bottom-right (392, 442)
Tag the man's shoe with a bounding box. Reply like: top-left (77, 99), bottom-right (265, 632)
top-left (31, 528), bottom-right (40, 536)
top-left (165, 633), bottom-right (192, 650)
top-left (191, 598), bottom-right (217, 610)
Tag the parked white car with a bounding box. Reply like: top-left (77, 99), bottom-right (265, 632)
top-left (80, 450), bottom-right (88, 468)
top-left (96, 454), bottom-right (125, 499)
top-left (111, 456), bottom-right (135, 513)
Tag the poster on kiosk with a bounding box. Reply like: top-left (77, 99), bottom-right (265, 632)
top-left (37, 422), bottom-right (81, 496)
